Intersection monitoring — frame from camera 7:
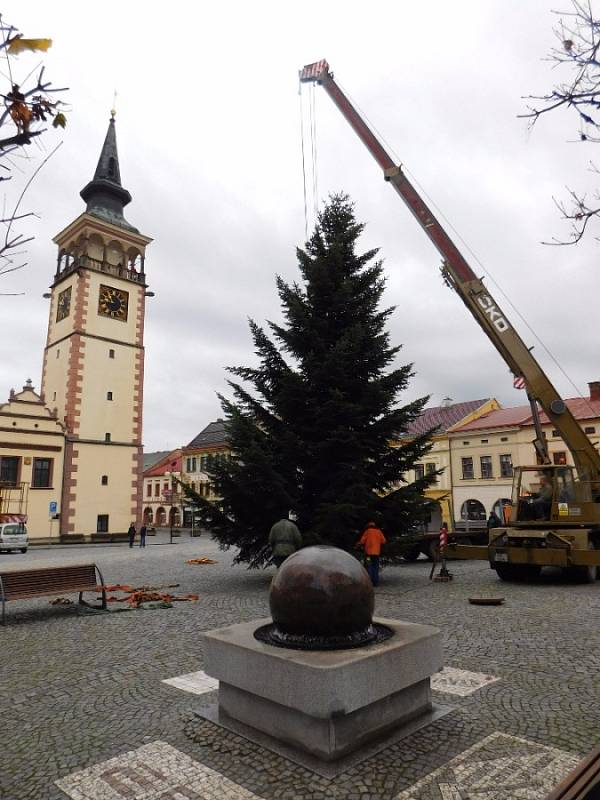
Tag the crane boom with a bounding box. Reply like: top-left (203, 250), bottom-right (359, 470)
top-left (300, 60), bottom-right (600, 482)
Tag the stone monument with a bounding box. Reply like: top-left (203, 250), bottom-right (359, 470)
top-left (200, 545), bottom-right (443, 763)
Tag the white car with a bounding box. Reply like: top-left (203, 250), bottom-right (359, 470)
top-left (0, 523), bottom-right (28, 553)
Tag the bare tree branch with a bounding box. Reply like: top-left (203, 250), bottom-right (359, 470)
top-left (0, 16), bottom-right (69, 291)
top-left (524, 1), bottom-right (600, 243)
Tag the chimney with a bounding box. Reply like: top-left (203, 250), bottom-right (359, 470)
top-left (589, 381), bottom-right (600, 402)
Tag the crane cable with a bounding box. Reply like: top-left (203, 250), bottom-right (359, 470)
top-left (310, 82), bottom-right (319, 220)
top-left (298, 79), bottom-right (309, 240)
top-left (298, 81), bottom-right (321, 238)
top-left (335, 78), bottom-right (597, 417)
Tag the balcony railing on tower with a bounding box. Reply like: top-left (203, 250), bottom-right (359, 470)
top-left (55, 254), bottom-right (145, 284)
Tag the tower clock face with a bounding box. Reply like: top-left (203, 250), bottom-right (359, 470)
top-left (98, 284), bottom-right (129, 321)
top-left (56, 286), bottom-right (72, 322)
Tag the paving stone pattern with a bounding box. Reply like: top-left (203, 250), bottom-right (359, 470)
top-left (56, 740), bottom-right (262, 800)
top-left (1, 535), bottom-right (599, 799)
top-left (162, 670), bottom-right (219, 696)
top-left (394, 732), bottom-right (580, 799)
top-left (430, 667), bottom-right (500, 697)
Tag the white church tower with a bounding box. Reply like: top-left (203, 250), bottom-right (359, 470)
top-left (41, 112), bottom-right (152, 537)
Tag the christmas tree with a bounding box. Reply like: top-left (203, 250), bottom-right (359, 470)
top-left (184, 194), bottom-right (438, 567)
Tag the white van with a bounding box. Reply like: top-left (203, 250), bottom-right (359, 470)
top-left (0, 523), bottom-right (28, 553)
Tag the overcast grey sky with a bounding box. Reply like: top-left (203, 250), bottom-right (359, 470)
top-left (2, 1), bottom-right (598, 451)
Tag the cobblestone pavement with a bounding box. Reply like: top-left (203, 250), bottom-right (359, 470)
top-left (1, 535), bottom-right (599, 799)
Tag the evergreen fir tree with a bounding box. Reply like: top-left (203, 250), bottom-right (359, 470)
top-left (184, 194), bottom-right (438, 567)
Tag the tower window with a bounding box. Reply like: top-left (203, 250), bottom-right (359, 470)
top-left (101, 475), bottom-right (108, 485)
top-left (56, 349), bottom-right (60, 358)
top-left (109, 349), bottom-right (115, 359)
top-left (105, 432), bottom-right (111, 442)
top-left (107, 391), bottom-right (113, 401)
top-left (108, 157), bottom-right (117, 178)
top-left (53, 392), bottom-right (56, 401)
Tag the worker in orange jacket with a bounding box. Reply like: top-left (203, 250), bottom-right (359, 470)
top-left (356, 521), bottom-right (387, 586)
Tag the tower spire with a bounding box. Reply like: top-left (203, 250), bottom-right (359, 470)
top-left (80, 113), bottom-right (138, 232)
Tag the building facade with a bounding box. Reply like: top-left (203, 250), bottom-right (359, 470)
top-left (400, 398), bottom-right (499, 530)
top-left (0, 381), bottom-right (65, 538)
top-left (181, 420), bottom-right (231, 524)
top-left (449, 382), bottom-right (600, 524)
top-left (142, 450), bottom-right (182, 528)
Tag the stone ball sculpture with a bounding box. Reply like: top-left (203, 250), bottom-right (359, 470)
top-left (254, 545), bottom-right (393, 649)
top-left (270, 545), bottom-right (374, 636)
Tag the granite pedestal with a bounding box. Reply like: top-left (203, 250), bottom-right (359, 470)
top-left (201, 616), bottom-right (442, 762)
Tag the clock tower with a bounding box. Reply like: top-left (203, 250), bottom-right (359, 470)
top-left (42, 113), bottom-right (152, 538)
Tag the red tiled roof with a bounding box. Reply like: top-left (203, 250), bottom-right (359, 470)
top-left (538, 397), bottom-right (600, 424)
top-left (451, 405), bottom-right (531, 433)
top-left (144, 450), bottom-right (182, 477)
top-left (405, 399), bottom-right (492, 437)
top-left (453, 396), bottom-right (600, 433)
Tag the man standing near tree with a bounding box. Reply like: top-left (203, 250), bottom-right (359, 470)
top-left (269, 514), bottom-right (302, 568)
top-left (356, 522), bottom-right (387, 587)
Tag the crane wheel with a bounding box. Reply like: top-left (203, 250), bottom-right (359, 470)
top-left (402, 546), bottom-right (421, 562)
top-left (494, 563), bottom-right (541, 582)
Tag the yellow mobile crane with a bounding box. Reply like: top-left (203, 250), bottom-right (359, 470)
top-left (300, 59), bottom-right (600, 582)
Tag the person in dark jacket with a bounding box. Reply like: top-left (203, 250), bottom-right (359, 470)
top-left (128, 522), bottom-right (136, 548)
top-left (139, 525), bottom-right (147, 548)
top-left (269, 516), bottom-right (302, 568)
top-left (486, 511), bottom-right (502, 531)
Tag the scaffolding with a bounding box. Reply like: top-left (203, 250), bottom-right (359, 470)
top-left (0, 482), bottom-right (28, 522)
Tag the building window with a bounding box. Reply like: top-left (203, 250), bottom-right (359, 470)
top-left (186, 456), bottom-right (197, 472)
top-left (461, 457), bottom-right (474, 480)
top-left (56, 349), bottom-right (60, 358)
top-left (146, 483), bottom-right (152, 497)
top-left (0, 456), bottom-right (20, 486)
top-left (53, 391), bottom-right (57, 401)
top-left (553, 451), bottom-right (568, 465)
top-left (154, 483), bottom-right (160, 497)
top-left (499, 454), bottom-right (513, 478)
top-left (480, 439), bottom-right (488, 444)
top-left (480, 456), bottom-right (493, 479)
top-left (105, 432), bottom-right (111, 442)
top-left (32, 458), bottom-right (53, 488)
top-left (585, 426), bottom-right (596, 435)
top-left (500, 436), bottom-right (509, 442)
top-left (414, 464), bottom-right (425, 480)
top-left (425, 462), bottom-right (437, 484)
top-left (109, 349), bottom-right (115, 359)
top-left (101, 475), bottom-right (108, 485)
top-left (107, 391), bottom-right (113, 401)
top-left (551, 429), bottom-right (559, 437)
top-left (462, 441), bottom-right (470, 446)
top-left (97, 514), bottom-right (109, 533)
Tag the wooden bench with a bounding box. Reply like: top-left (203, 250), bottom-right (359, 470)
top-left (0, 563), bottom-right (107, 624)
top-left (545, 744), bottom-right (600, 799)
